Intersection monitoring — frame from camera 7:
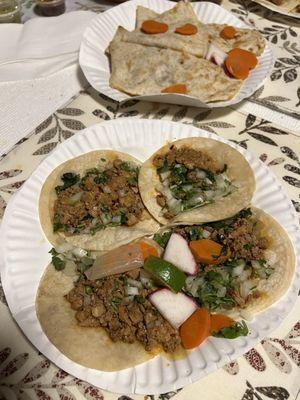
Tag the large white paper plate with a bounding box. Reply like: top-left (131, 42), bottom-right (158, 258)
top-left (252, 0), bottom-right (300, 18)
top-left (79, 0), bottom-right (274, 108)
top-left (1, 119), bottom-right (299, 395)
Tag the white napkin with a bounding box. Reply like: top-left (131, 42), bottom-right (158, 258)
top-left (0, 10), bottom-right (96, 82)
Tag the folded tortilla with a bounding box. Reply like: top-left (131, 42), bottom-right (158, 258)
top-left (237, 207), bottom-right (295, 316)
top-left (35, 207), bottom-right (295, 371)
top-left (138, 137), bottom-right (255, 225)
top-left (109, 37), bottom-right (242, 103)
top-left (39, 150), bottom-right (160, 251)
top-left (253, 0), bottom-right (300, 12)
top-left (206, 24), bottom-right (266, 56)
top-left (36, 263), bottom-right (156, 371)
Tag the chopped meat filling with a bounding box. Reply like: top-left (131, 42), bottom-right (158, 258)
top-left (53, 158), bottom-right (146, 234)
top-left (153, 146), bottom-right (217, 172)
top-left (65, 270), bottom-right (181, 353)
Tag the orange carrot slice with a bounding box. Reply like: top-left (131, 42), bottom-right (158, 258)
top-left (228, 48), bottom-right (258, 69)
top-left (210, 314), bottom-right (235, 335)
top-left (189, 239), bottom-right (231, 265)
top-left (141, 20), bottom-right (168, 34)
top-left (175, 23), bottom-right (198, 35)
top-left (161, 84), bottom-right (187, 94)
top-left (225, 48), bottom-right (258, 80)
top-left (180, 308), bottom-right (211, 349)
top-left (139, 241), bottom-right (158, 261)
top-left (220, 26), bottom-right (237, 39)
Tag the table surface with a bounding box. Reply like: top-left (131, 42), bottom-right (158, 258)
top-left (0, 1), bottom-right (300, 400)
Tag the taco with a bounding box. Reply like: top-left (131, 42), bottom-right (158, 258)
top-left (153, 207), bottom-right (295, 317)
top-left (39, 150), bottom-right (159, 251)
top-left (138, 137), bottom-right (255, 225)
top-left (36, 206), bottom-right (294, 371)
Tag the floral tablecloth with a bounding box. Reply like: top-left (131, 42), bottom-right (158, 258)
top-left (0, 87), bottom-right (299, 400)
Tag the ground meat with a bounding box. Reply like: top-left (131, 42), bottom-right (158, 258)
top-left (153, 146), bottom-right (217, 172)
top-left (53, 158), bottom-right (145, 233)
top-left (65, 270), bottom-right (181, 353)
top-left (156, 194), bottom-right (166, 207)
top-left (198, 216), bottom-right (269, 261)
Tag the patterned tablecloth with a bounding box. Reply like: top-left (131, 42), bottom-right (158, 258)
top-left (0, 87), bottom-right (299, 400)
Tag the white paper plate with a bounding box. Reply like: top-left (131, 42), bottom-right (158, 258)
top-left (252, 0), bottom-right (300, 18)
top-left (79, 0), bottom-right (274, 108)
top-left (1, 119), bottom-right (299, 395)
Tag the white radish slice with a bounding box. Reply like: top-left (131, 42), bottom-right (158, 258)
top-left (149, 288), bottom-right (198, 329)
top-left (163, 233), bottom-right (198, 275)
top-left (205, 43), bottom-right (227, 67)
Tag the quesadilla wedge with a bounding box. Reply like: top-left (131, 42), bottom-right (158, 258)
top-left (39, 150), bottom-right (159, 251)
top-left (139, 137), bottom-right (255, 225)
top-left (108, 32), bottom-right (242, 102)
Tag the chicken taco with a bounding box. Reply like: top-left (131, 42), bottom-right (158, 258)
top-left (138, 137), bottom-right (255, 225)
top-left (39, 150), bottom-right (159, 251)
top-left (36, 207), bottom-right (294, 371)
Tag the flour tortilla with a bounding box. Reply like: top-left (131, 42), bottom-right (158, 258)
top-left (253, 0), bottom-right (299, 12)
top-left (39, 150), bottom-right (160, 251)
top-left (138, 137), bottom-right (255, 225)
top-left (36, 263), bottom-right (156, 371)
top-left (206, 24), bottom-right (266, 56)
top-left (122, 2), bottom-right (208, 59)
top-left (109, 37), bottom-right (242, 103)
top-left (135, 1), bottom-right (199, 28)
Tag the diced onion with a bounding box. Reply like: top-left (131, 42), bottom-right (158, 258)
top-left (55, 242), bottom-right (74, 254)
top-left (91, 218), bottom-right (98, 227)
top-left (196, 170), bottom-right (207, 179)
top-left (100, 213), bottom-right (112, 225)
top-left (251, 260), bottom-right (261, 270)
top-left (118, 189), bottom-right (126, 197)
top-left (140, 277), bottom-right (154, 289)
top-left (103, 186), bottom-right (111, 194)
top-left (72, 247), bottom-right (88, 258)
top-left (204, 190), bottom-right (215, 200)
top-left (125, 286), bottom-right (139, 296)
top-left (239, 269), bottom-right (252, 282)
top-left (111, 215), bottom-right (121, 224)
top-left (217, 286), bottom-right (227, 298)
top-left (123, 295), bottom-right (134, 305)
top-left (240, 281), bottom-right (252, 299)
top-left (189, 193), bottom-right (204, 205)
top-left (160, 171), bottom-right (170, 181)
top-left (202, 229), bottom-right (211, 239)
top-left (232, 264), bottom-right (245, 277)
top-left (127, 278), bottom-right (143, 288)
top-left (67, 192), bottom-right (83, 205)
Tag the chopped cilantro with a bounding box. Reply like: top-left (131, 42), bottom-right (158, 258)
top-left (101, 158), bottom-right (106, 162)
top-left (52, 256), bottom-right (66, 271)
top-left (153, 231), bottom-right (171, 249)
top-left (85, 286), bottom-right (93, 295)
top-left (55, 172), bottom-right (79, 194)
top-left (135, 295), bottom-right (145, 304)
top-left (213, 321), bottom-right (248, 339)
top-left (243, 243), bottom-right (253, 250)
top-left (90, 224), bottom-right (105, 235)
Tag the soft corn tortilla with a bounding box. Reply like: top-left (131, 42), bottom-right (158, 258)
top-left (39, 150), bottom-right (160, 251)
top-left (36, 263), bottom-right (155, 371)
top-left (206, 24), bottom-right (266, 56)
top-left (138, 137), bottom-right (255, 225)
top-left (237, 207), bottom-right (295, 316)
top-left (109, 37), bottom-right (242, 103)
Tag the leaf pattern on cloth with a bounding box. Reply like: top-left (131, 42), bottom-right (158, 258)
top-left (0, 353), bottom-right (29, 378)
top-left (261, 341), bottom-right (292, 373)
top-left (222, 361), bottom-right (239, 375)
top-left (244, 349), bottom-right (266, 371)
top-left (242, 381), bottom-right (289, 400)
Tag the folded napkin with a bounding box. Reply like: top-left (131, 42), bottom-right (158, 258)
top-left (0, 10), bottom-right (96, 82)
